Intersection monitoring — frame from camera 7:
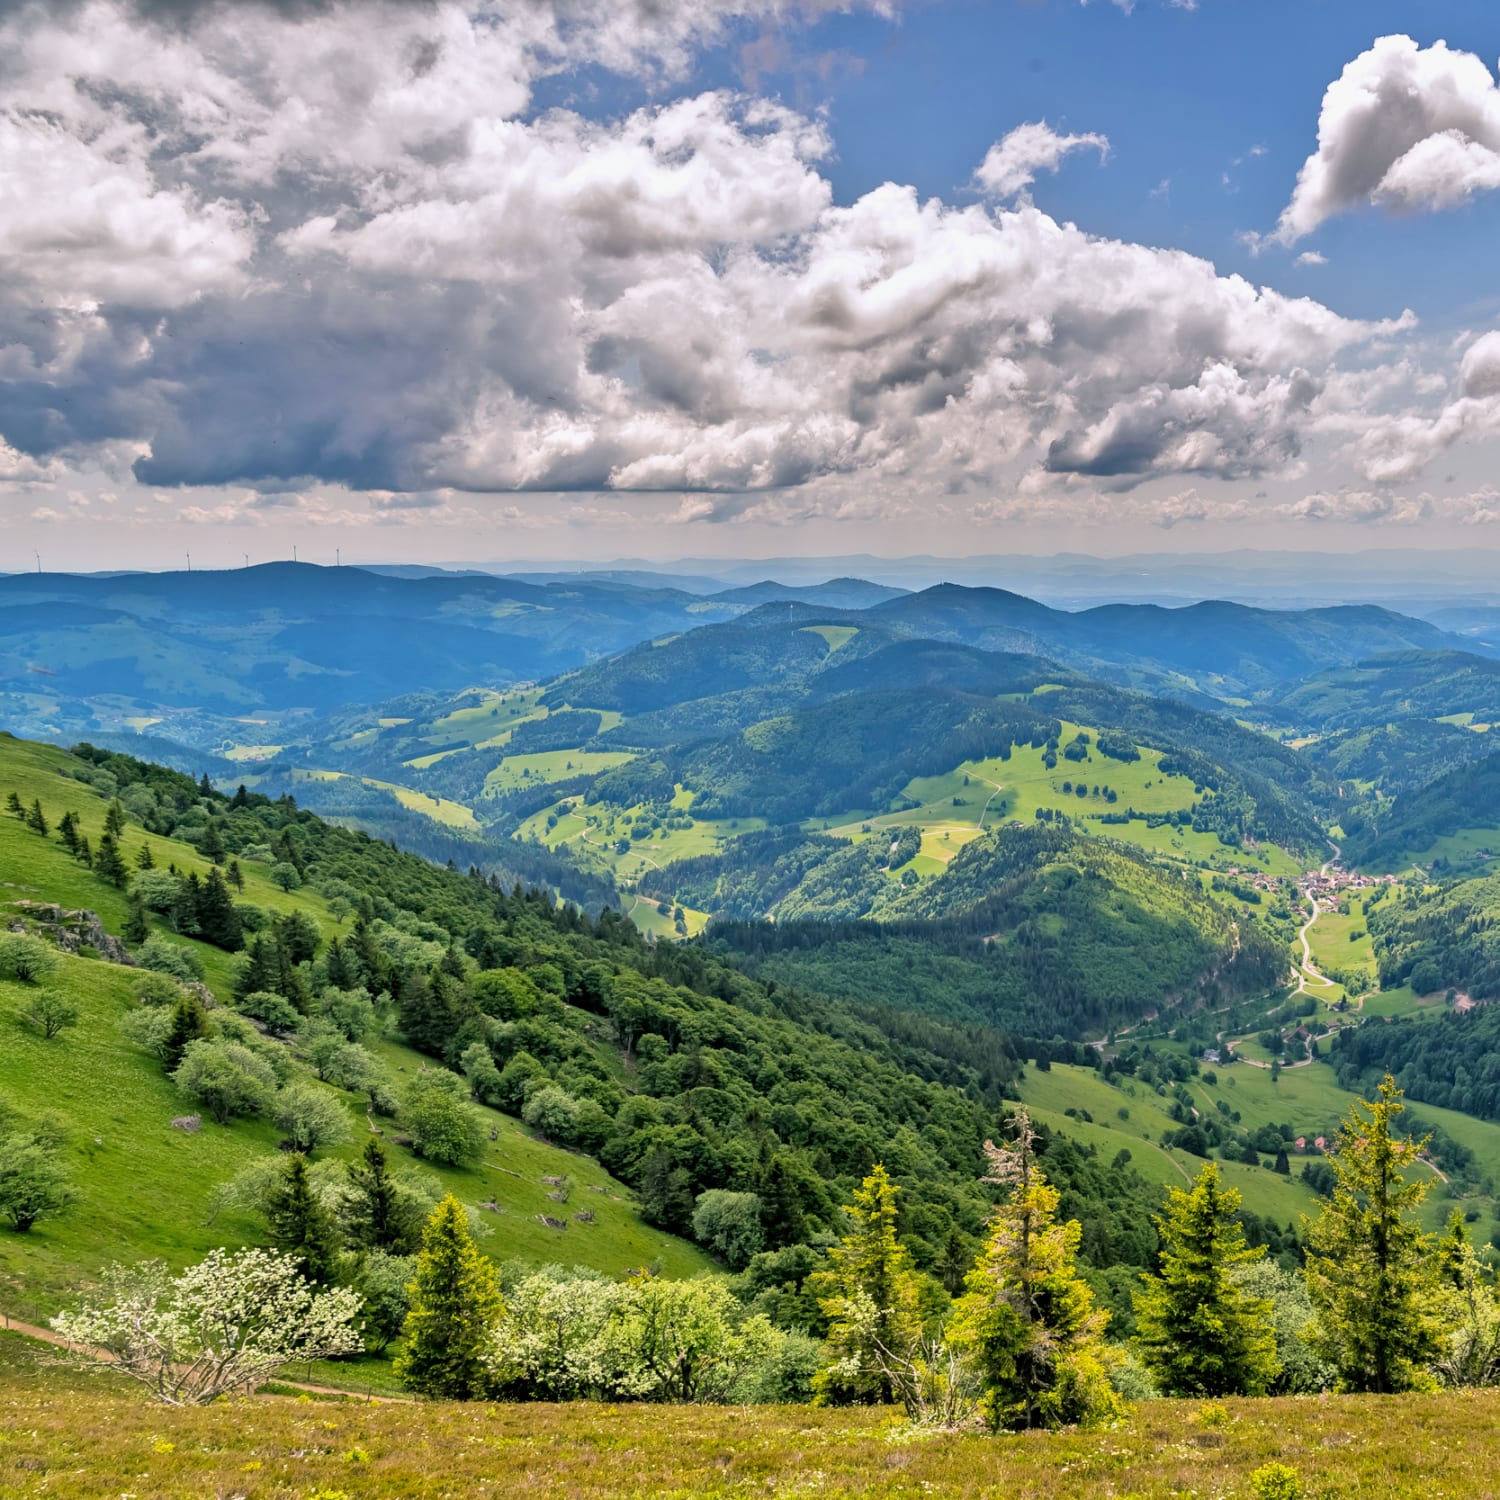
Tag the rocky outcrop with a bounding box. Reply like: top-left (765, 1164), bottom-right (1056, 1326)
top-left (5, 901), bottom-right (136, 966)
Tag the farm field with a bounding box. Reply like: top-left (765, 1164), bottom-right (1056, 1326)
top-left (1021, 1059), bottom-right (1500, 1235)
top-left (286, 769), bottom-right (479, 830)
top-left (4, 1333), bottom-right (1500, 1500)
top-left (481, 749), bottom-right (634, 797)
top-left (818, 724), bottom-right (1303, 880)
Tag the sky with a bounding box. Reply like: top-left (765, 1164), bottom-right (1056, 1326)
top-left (4, 0), bottom-right (1500, 571)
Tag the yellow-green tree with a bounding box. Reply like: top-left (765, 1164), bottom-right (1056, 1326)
top-left (948, 1112), bottom-right (1120, 1430)
top-left (1133, 1161), bottom-right (1280, 1395)
top-left (1304, 1074), bottom-right (1444, 1393)
top-left (813, 1164), bottom-right (922, 1404)
top-left (395, 1194), bottom-right (503, 1399)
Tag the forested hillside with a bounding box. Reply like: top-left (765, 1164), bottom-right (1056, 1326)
top-left (0, 732), bottom-right (1172, 1307)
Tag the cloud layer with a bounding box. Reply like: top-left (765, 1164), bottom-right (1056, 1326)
top-left (0, 4), bottom-right (1494, 539)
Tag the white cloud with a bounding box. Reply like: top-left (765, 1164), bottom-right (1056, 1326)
top-left (1272, 35), bottom-right (1500, 244)
top-left (974, 121), bottom-right (1109, 199)
top-left (0, 0), bottom-right (1487, 532)
top-left (1296, 250), bottom-right (1327, 266)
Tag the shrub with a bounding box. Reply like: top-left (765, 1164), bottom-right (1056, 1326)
top-left (403, 1072), bottom-right (486, 1167)
top-left (172, 1039), bottom-right (277, 1124)
top-left (1249, 1463), bottom-right (1302, 1500)
top-left (692, 1189), bottom-right (765, 1271)
top-left (522, 1085), bottom-right (581, 1145)
top-left (0, 932), bottom-right (59, 983)
top-left (0, 1126), bottom-right (74, 1231)
top-left (236, 989), bottom-right (302, 1035)
top-left (19, 990), bottom-right (78, 1040)
top-left (137, 935), bottom-right (205, 983)
top-left (273, 1084), bottom-right (352, 1155)
top-left (52, 1248), bottom-right (362, 1404)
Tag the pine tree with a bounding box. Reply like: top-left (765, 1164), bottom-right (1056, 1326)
top-left (4, 791), bottom-right (21, 817)
top-left (135, 839), bottom-right (154, 870)
top-left (195, 867), bottom-right (243, 951)
top-left (813, 1164), bottom-right (922, 1404)
top-left (1132, 1161), bottom-right (1280, 1396)
top-left (235, 933), bottom-right (280, 1001)
top-left (200, 819), bottom-right (226, 864)
top-left (264, 1154), bottom-right (341, 1284)
top-left (163, 991), bottom-right (210, 1072)
top-left (75, 834), bottom-right (92, 869)
top-left (103, 799), bottom-right (127, 837)
top-left (25, 799), bottom-right (48, 836)
top-left (344, 1139), bottom-right (420, 1254)
top-left (1304, 1074), bottom-right (1445, 1394)
top-left (395, 1195), bottom-right (504, 1399)
top-left (171, 871), bottom-right (202, 934)
top-left (198, 772), bottom-right (213, 799)
top-left (1273, 1147), bottom-right (1291, 1175)
top-left (55, 810), bottom-right (79, 853)
top-left (948, 1113), bottom-right (1121, 1431)
top-left (226, 857), bottom-right (244, 891)
top-left (93, 831), bottom-right (128, 887)
top-left (325, 935), bottom-right (356, 991)
top-left (123, 890), bottom-right (150, 946)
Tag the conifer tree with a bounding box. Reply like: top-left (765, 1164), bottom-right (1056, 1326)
top-left (123, 889), bottom-right (150, 946)
top-left (171, 871), bottom-right (202, 933)
top-left (226, 857), bottom-right (243, 891)
top-left (395, 1195), bottom-right (503, 1399)
top-left (135, 839), bottom-right (154, 870)
top-left (814, 1164), bottom-right (922, 1404)
top-left (265, 1154), bottom-right (341, 1285)
top-left (75, 833), bottom-right (92, 869)
top-left (343, 1139), bottom-right (420, 1254)
top-left (103, 798), bottom-right (127, 836)
top-left (25, 798), bottom-right (48, 836)
top-left (1132, 1161), bottom-right (1280, 1396)
top-left (759, 1153), bottom-right (807, 1250)
top-left (200, 819), bottom-right (226, 864)
top-left (196, 867), bottom-right (243, 951)
top-left (1304, 1074), bottom-right (1444, 1393)
top-left (163, 991), bottom-right (211, 1072)
top-left (948, 1113), bottom-right (1121, 1431)
top-left (4, 790), bottom-right (21, 817)
top-left (56, 810), bottom-right (79, 853)
top-left (93, 831), bottom-right (128, 887)
top-left (235, 933), bottom-right (280, 1000)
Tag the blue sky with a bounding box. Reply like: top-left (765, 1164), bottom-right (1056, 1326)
top-left (3, 0), bottom-right (1500, 569)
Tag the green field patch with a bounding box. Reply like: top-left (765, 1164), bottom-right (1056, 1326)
top-left (482, 749), bottom-right (635, 797)
top-left (222, 743), bottom-right (283, 762)
top-left (800, 623), bottom-right (859, 653)
top-left (290, 769), bottom-right (478, 830)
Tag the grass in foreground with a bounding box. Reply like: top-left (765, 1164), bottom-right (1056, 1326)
top-left (3, 1332), bottom-right (1500, 1498)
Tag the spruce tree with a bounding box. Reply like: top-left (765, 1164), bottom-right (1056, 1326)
top-left (395, 1195), bottom-right (503, 1399)
top-left (75, 834), bottom-right (92, 869)
top-left (1304, 1074), bottom-right (1444, 1393)
top-left (235, 933), bottom-right (280, 1001)
top-left (813, 1164), bottom-right (922, 1404)
top-left (344, 1139), bottom-right (420, 1254)
top-left (123, 890), bottom-right (150, 946)
top-left (4, 791), bottom-right (21, 817)
top-left (264, 1154), bottom-right (341, 1284)
top-left (200, 819), bottom-right (226, 864)
top-left (25, 799), bottom-right (48, 836)
top-left (196, 867), bottom-right (243, 951)
top-left (56, 811), bottom-right (80, 854)
top-left (1132, 1161), bottom-right (1280, 1396)
top-left (759, 1153), bottom-right (807, 1250)
top-left (226, 857), bottom-right (244, 891)
top-left (948, 1113), bottom-right (1121, 1431)
top-left (171, 871), bottom-right (202, 934)
top-left (135, 839), bottom-right (154, 870)
top-left (104, 799), bottom-right (127, 836)
top-left (93, 831), bottom-right (128, 887)
top-left (162, 991), bottom-right (210, 1072)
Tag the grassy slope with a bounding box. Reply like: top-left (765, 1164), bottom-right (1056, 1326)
top-left (1022, 1059), bottom-right (1500, 1233)
top-left (0, 737), bottom-right (709, 1312)
top-left (5, 1332), bottom-right (1500, 1499)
